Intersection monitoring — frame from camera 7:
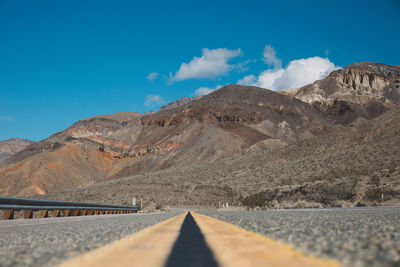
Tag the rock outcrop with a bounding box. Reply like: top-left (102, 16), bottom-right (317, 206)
top-left (282, 62), bottom-right (400, 106)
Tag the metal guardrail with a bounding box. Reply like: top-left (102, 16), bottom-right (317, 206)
top-left (0, 196), bottom-right (139, 220)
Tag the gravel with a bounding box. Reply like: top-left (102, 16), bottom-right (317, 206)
top-left (200, 207), bottom-right (400, 267)
top-left (0, 211), bottom-right (183, 267)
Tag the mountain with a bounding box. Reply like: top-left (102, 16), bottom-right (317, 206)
top-left (159, 96), bottom-right (202, 112)
top-left (282, 62), bottom-right (399, 124)
top-left (282, 62), bottom-right (400, 105)
top-left (0, 138), bottom-right (34, 164)
top-left (0, 85), bottom-right (335, 196)
top-left (0, 62), bottom-right (399, 208)
top-left (37, 106), bottom-right (400, 207)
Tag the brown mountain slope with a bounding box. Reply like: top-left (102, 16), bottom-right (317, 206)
top-left (0, 138), bottom-right (34, 164)
top-left (37, 107), bottom-right (400, 208)
top-left (0, 85), bottom-right (337, 196)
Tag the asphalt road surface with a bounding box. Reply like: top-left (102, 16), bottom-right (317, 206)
top-left (1, 207), bottom-right (399, 267)
top-left (0, 211), bottom-right (182, 267)
top-left (200, 207), bottom-right (400, 267)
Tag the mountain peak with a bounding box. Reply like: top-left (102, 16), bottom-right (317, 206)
top-left (282, 62), bottom-right (400, 106)
top-left (345, 62), bottom-right (400, 72)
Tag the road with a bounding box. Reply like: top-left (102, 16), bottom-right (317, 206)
top-left (200, 207), bottom-right (400, 267)
top-left (1, 207), bottom-right (399, 267)
top-left (0, 211), bottom-right (182, 267)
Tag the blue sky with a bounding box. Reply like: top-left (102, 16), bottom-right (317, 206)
top-left (1, 0), bottom-right (399, 141)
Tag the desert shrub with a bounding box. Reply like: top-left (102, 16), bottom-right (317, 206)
top-left (155, 204), bottom-right (163, 210)
top-left (281, 177), bottom-right (293, 185)
top-left (364, 187), bottom-right (398, 201)
top-left (293, 200), bottom-right (307, 209)
top-left (293, 200), bottom-right (323, 209)
top-left (370, 174), bottom-right (380, 187)
top-left (242, 193), bottom-right (266, 208)
top-left (388, 161), bottom-right (397, 174)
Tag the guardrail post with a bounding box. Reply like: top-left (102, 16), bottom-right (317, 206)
top-left (64, 210), bottom-right (71, 216)
top-left (40, 210), bottom-right (49, 218)
top-left (24, 210), bottom-right (33, 219)
top-left (73, 210), bottom-right (80, 216)
top-left (81, 210), bottom-right (87, 216)
top-left (3, 209), bottom-right (14, 220)
top-left (53, 210), bottom-right (61, 217)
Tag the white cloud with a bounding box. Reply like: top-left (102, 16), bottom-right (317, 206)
top-left (235, 59), bottom-right (254, 73)
top-left (237, 74), bottom-right (256, 86)
top-left (238, 45), bottom-right (340, 90)
top-left (256, 69), bottom-right (285, 89)
top-left (144, 95), bottom-right (166, 107)
top-left (169, 48), bottom-right (241, 82)
top-left (262, 45), bottom-right (281, 69)
top-left (272, 57), bottom-right (339, 90)
top-left (194, 84), bottom-right (223, 96)
top-left (0, 116), bottom-right (12, 121)
top-left (146, 72), bottom-right (159, 82)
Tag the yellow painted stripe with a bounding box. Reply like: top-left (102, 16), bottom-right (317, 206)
top-left (191, 212), bottom-right (341, 267)
top-left (56, 213), bottom-right (186, 267)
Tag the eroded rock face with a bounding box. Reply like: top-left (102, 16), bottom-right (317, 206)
top-left (283, 62), bottom-right (400, 106)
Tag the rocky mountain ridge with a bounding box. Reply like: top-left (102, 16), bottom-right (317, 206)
top-left (159, 96), bottom-right (202, 112)
top-left (0, 84), bottom-right (337, 196)
top-left (282, 62), bottom-right (400, 106)
top-left (0, 138), bottom-right (34, 164)
top-left (0, 62), bottom-right (399, 208)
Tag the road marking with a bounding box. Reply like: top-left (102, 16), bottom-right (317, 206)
top-left (56, 213), bottom-right (186, 267)
top-left (56, 211), bottom-right (341, 267)
top-left (191, 211), bottom-right (341, 267)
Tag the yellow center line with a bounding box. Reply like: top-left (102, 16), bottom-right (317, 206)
top-left (56, 211), bottom-right (342, 267)
top-left (56, 213), bottom-right (186, 267)
top-left (191, 211), bottom-right (341, 267)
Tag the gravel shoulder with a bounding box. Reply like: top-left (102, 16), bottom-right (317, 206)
top-left (0, 211), bottom-right (183, 267)
top-left (199, 207), bottom-right (400, 267)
